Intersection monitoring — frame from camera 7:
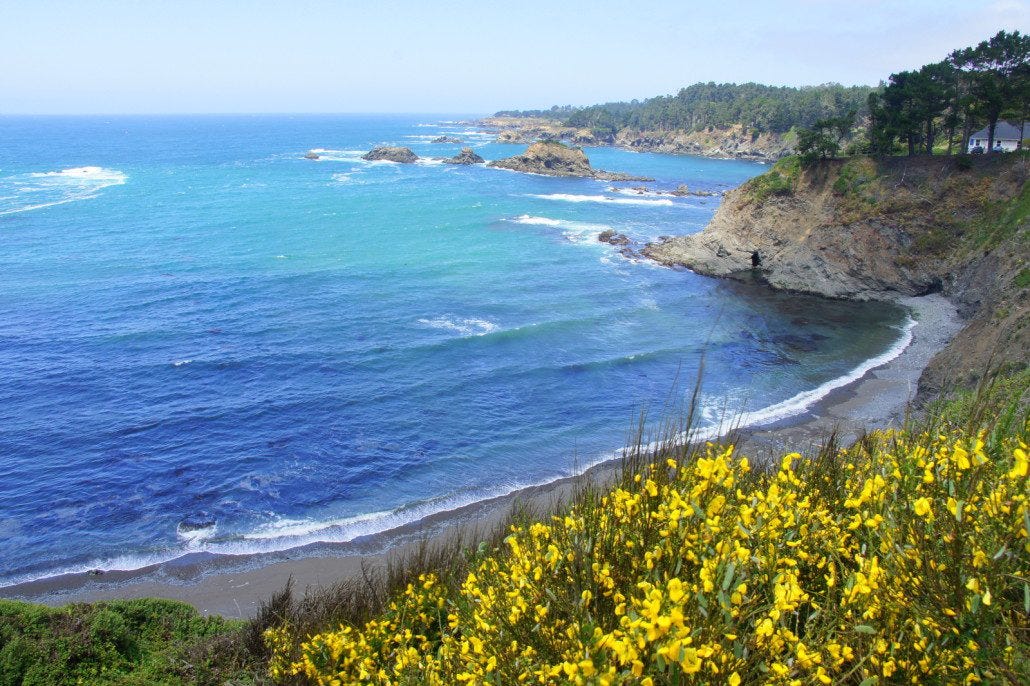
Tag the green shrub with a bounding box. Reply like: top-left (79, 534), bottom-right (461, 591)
top-left (0, 598), bottom-right (251, 685)
top-left (742, 155), bottom-right (801, 203)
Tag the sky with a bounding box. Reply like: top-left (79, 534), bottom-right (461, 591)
top-left (1, 0), bottom-right (1028, 115)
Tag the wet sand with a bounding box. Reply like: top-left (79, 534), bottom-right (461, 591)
top-left (0, 294), bottom-right (962, 618)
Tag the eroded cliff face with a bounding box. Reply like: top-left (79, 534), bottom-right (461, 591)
top-left (644, 154), bottom-right (1029, 399)
top-left (612, 124), bottom-right (792, 162)
top-left (644, 158), bottom-right (938, 299)
top-left (479, 117), bottom-right (792, 162)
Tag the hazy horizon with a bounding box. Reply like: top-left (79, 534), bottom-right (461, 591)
top-left (2, 0), bottom-right (1028, 115)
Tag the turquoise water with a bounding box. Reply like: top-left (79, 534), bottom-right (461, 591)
top-left (0, 115), bottom-right (907, 585)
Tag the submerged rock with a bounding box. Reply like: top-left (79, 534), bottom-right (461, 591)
top-left (443, 147), bottom-right (485, 165)
top-left (177, 514), bottom-right (216, 534)
top-left (598, 229), bottom-right (631, 246)
top-left (488, 141), bottom-right (652, 181)
top-left (304, 150), bottom-right (320, 160)
top-left (362, 146), bottom-right (419, 163)
top-left (431, 136), bottom-right (464, 144)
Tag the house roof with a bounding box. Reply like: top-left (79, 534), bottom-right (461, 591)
top-left (970, 120), bottom-right (1028, 141)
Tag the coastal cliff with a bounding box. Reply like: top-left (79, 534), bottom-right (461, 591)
top-left (479, 116), bottom-right (792, 162)
top-left (645, 154), bottom-right (1029, 398)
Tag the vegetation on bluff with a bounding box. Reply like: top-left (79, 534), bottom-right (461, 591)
top-left (795, 31), bottom-right (1028, 163)
top-left (0, 598), bottom-right (248, 685)
top-left (497, 83), bottom-right (874, 139)
top-left (264, 374), bottom-right (1029, 685)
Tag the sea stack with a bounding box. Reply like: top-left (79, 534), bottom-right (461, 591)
top-left (487, 141), bottom-right (652, 181)
top-left (443, 147), bottom-right (486, 165)
top-left (362, 146), bottom-right (419, 163)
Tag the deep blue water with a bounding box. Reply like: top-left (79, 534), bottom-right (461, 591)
top-left (0, 115), bottom-right (907, 585)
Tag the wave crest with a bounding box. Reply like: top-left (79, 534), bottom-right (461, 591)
top-left (418, 316), bottom-right (499, 337)
top-left (0, 166), bottom-right (127, 216)
top-left (529, 193), bottom-right (675, 207)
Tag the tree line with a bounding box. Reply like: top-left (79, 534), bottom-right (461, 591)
top-left (498, 31), bottom-right (1029, 161)
top-left (799, 30), bottom-right (1029, 162)
top-left (497, 82), bottom-right (874, 138)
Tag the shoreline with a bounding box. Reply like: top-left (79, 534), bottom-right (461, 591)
top-left (0, 293), bottom-right (962, 617)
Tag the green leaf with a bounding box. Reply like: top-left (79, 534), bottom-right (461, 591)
top-left (859, 677), bottom-right (879, 686)
top-left (722, 561), bottom-right (737, 591)
top-left (854, 624), bottom-right (877, 634)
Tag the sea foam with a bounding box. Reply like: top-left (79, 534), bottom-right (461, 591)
top-left (0, 166), bottom-right (127, 216)
top-left (418, 316), bottom-right (500, 337)
top-left (529, 193), bottom-right (675, 207)
top-left (510, 215), bottom-right (617, 243)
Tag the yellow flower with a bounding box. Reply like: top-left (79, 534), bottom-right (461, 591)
top-left (667, 577), bottom-right (685, 604)
top-left (914, 497), bottom-right (933, 519)
top-left (1009, 447), bottom-right (1028, 479)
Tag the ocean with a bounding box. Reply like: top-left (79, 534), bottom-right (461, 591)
top-left (0, 115), bottom-right (908, 586)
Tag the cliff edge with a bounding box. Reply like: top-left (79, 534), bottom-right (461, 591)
top-left (645, 154), bottom-right (1029, 399)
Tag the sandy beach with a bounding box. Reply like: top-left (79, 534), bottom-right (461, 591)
top-left (0, 293), bottom-right (962, 618)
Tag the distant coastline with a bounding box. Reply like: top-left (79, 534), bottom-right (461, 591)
top-left (471, 116), bottom-right (792, 163)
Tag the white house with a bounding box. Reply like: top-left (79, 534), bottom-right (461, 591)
top-left (967, 120), bottom-right (1028, 152)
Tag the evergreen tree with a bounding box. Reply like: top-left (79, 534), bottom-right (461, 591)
top-left (950, 30), bottom-right (1030, 153)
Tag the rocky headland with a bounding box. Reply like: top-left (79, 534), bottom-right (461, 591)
top-left (478, 116), bottom-right (792, 163)
top-left (643, 154), bottom-right (1029, 399)
top-left (487, 141), bottom-right (652, 181)
top-left (442, 147), bottom-right (485, 165)
top-left (362, 146), bottom-right (419, 163)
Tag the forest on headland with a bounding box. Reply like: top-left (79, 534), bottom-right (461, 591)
top-left (500, 31), bottom-right (1030, 160)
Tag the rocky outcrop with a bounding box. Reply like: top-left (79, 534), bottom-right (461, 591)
top-left (478, 117), bottom-right (792, 162)
top-left (304, 151), bottom-right (320, 160)
top-left (488, 141), bottom-right (652, 181)
top-left (498, 130), bottom-right (526, 144)
top-left (644, 158), bottom-right (938, 299)
top-left (643, 154), bottom-right (1029, 399)
top-left (572, 128), bottom-right (604, 145)
top-left (362, 146), bottom-right (419, 163)
top-left (443, 147), bottom-right (485, 165)
top-left (598, 230), bottom-right (630, 246)
top-left (432, 136), bottom-right (463, 144)
top-left (613, 124), bottom-right (792, 162)
top-left (482, 116), bottom-right (578, 145)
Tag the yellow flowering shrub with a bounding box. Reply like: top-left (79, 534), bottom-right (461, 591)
top-left (267, 418), bottom-right (1029, 684)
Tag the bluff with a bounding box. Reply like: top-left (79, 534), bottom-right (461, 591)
top-left (644, 154), bottom-right (1029, 398)
top-left (487, 141), bottom-right (651, 181)
top-left (480, 116), bottom-right (793, 162)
